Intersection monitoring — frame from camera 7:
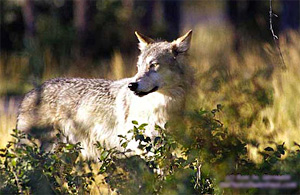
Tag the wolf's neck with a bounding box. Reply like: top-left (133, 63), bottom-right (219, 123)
top-left (113, 78), bottom-right (185, 129)
top-left (129, 91), bottom-right (182, 125)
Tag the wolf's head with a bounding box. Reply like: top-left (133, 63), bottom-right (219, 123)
top-left (128, 30), bottom-right (193, 97)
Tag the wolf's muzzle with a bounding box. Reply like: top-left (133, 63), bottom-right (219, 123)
top-left (128, 82), bottom-right (158, 97)
top-left (128, 82), bottom-right (138, 91)
top-left (135, 86), bottom-right (159, 97)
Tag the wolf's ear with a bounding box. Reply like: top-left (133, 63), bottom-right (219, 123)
top-left (135, 31), bottom-right (155, 50)
top-left (172, 30), bottom-right (192, 54)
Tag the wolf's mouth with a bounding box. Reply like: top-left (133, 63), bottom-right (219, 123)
top-left (134, 86), bottom-right (159, 97)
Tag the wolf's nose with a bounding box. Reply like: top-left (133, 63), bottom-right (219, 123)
top-left (128, 82), bottom-right (138, 91)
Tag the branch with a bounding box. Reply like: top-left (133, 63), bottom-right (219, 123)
top-left (269, 0), bottom-right (286, 69)
top-left (12, 170), bottom-right (22, 193)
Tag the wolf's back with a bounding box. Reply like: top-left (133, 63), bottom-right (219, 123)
top-left (17, 78), bottom-right (117, 144)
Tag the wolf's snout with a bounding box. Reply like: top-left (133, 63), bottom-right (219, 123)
top-left (128, 82), bottom-right (138, 91)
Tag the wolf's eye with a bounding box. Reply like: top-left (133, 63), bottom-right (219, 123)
top-left (149, 63), bottom-right (159, 70)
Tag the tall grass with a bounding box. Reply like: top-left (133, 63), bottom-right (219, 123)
top-left (252, 32), bottom-right (300, 150)
top-left (0, 98), bottom-right (18, 148)
top-left (189, 25), bottom-right (300, 160)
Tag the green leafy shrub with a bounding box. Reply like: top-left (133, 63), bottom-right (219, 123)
top-left (1, 106), bottom-right (299, 194)
top-left (0, 129), bottom-right (95, 194)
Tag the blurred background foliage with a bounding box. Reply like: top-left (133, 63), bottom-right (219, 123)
top-left (0, 0), bottom-right (300, 194)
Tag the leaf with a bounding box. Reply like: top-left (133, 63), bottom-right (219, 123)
top-left (138, 123), bottom-right (148, 130)
top-left (146, 146), bottom-right (152, 152)
top-left (211, 109), bottom-right (218, 115)
top-left (277, 142), bottom-right (285, 155)
top-left (132, 120), bottom-right (138, 125)
top-left (144, 137), bottom-right (151, 143)
top-left (100, 151), bottom-right (109, 161)
top-left (117, 135), bottom-right (126, 139)
top-left (133, 126), bottom-right (138, 134)
top-left (99, 166), bottom-right (107, 174)
top-left (65, 144), bottom-right (75, 150)
top-left (94, 141), bottom-right (102, 149)
top-left (154, 137), bottom-right (161, 145)
top-left (197, 110), bottom-right (209, 115)
top-left (121, 142), bottom-right (128, 149)
top-left (86, 172), bottom-right (93, 177)
top-left (264, 147), bottom-right (274, 152)
top-left (171, 143), bottom-right (177, 149)
top-left (135, 134), bottom-right (144, 141)
top-left (11, 158), bottom-right (17, 167)
top-left (155, 125), bottom-right (162, 130)
top-left (138, 144), bottom-right (146, 150)
top-left (6, 153), bottom-right (16, 158)
top-left (294, 141), bottom-right (300, 148)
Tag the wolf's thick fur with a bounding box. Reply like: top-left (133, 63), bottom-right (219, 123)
top-left (17, 30), bottom-right (193, 159)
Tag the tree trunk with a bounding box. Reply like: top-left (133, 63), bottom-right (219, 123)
top-left (22, 0), bottom-right (35, 37)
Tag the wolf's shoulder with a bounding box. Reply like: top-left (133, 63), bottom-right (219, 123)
top-left (25, 77), bottom-right (114, 99)
top-left (39, 77), bottom-right (113, 91)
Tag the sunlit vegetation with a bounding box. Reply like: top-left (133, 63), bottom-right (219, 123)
top-left (1, 0), bottom-right (300, 194)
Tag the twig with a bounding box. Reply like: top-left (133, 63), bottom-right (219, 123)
top-left (269, 0), bottom-right (286, 69)
top-left (12, 170), bottom-right (22, 194)
top-left (194, 159), bottom-right (202, 189)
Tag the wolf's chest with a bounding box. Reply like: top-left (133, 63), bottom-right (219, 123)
top-left (123, 93), bottom-right (171, 135)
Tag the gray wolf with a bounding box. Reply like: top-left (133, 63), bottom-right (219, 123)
top-left (17, 30), bottom-right (193, 159)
